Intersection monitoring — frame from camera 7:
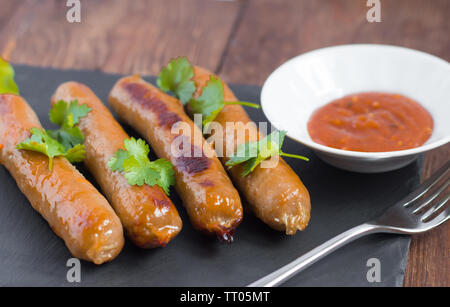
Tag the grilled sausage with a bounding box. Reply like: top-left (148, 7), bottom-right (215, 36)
top-left (52, 82), bottom-right (182, 248)
top-left (109, 75), bottom-right (243, 242)
top-left (0, 94), bottom-right (124, 264)
top-left (192, 66), bottom-right (311, 234)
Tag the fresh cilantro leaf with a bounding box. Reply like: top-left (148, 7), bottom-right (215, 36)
top-left (67, 101), bottom-right (91, 124)
top-left (49, 126), bottom-right (84, 150)
top-left (107, 149), bottom-right (129, 172)
top-left (123, 156), bottom-right (159, 186)
top-left (226, 130), bottom-right (309, 176)
top-left (189, 76), bottom-right (224, 127)
top-left (17, 128), bottom-right (86, 170)
top-left (16, 128), bottom-right (67, 170)
top-left (48, 100), bottom-right (90, 150)
top-left (49, 100), bottom-right (91, 126)
top-left (17, 100), bottom-right (89, 170)
top-left (150, 158), bottom-right (175, 195)
top-left (189, 76), bottom-right (260, 127)
top-left (123, 137), bottom-right (149, 161)
top-left (226, 131), bottom-right (282, 176)
top-left (64, 144), bottom-right (86, 163)
top-left (241, 157), bottom-right (258, 176)
top-left (157, 57), bottom-right (196, 104)
top-left (48, 100), bottom-right (68, 126)
top-left (225, 137), bottom-right (260, 166)
top-left (158, 58), bottom-right (260, 125)
top-left (0, 57), bottom-right (19, 95)
top-left (47, 114), bottom-right (85, 150)
top-left (108, 137), bottom-right (175, 195)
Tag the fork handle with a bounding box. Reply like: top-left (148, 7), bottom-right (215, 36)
top-left (247, 223), bottom-right (380, 287)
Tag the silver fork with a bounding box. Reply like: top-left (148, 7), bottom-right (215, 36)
top-left (248, 161), bottom-right (450, 287)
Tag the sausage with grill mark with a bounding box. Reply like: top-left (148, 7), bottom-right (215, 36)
top-left (109, 76), bottom-right (243, 242)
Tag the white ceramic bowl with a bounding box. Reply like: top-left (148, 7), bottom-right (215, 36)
top-left (261, 44), bottom-right (450, 173)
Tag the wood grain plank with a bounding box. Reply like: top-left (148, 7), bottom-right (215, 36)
top-left (0, 0), bottom-right (25, 59)
top-left (219, 0), bottom-right (450, 85)
top-left (219, 0), bottom-right (450, 286)
top-left (0, 0), bottom-right (241, 74)
top-left (404, 144), bottom-right (450, 287)
top-left (0, 1), bottom-right (21, 29)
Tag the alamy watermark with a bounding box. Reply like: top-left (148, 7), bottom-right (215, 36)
top-left (66, 258), bottom-right (81, 283)
top-left (67, 0), bottom-right (381, 24)
top-left (367, 0), bottom-right (381, 23)
top-left (366, 258), bottom-right (381, 283)
top-left (66, 0), bottom-right (81, 23)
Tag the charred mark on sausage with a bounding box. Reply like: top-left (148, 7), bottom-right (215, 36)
top-left (124, 82), bottom-right (181, 128)
top-left (176, 155), bottom-right (211, 175)
top-left (123, 82), bottom-right (211, 174)
top-left (174, 135), bottom-right (211, 174)
top-left (215, 216), bottom-right (242, 243)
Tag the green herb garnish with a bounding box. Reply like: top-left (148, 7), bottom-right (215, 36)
top-left (16, 100), bottom-right (90, 170)
top-left (190, 76), bottom-right (260, 127)
top-left (157, 57), bottom-right (196, 105)
top-left (108, 137), bottom-right (175, 195)
top-left (226, 130), bottom-right (309, 176)
top-left (16, 128), bottom-right (85, 170)
top-left (0, 57), bottom-right (19, 95)
top-left (158, 58), bottom-right (260, 127)
top-left (47, 100), bottom-right (91, 150)
top-left (49, 99), bottom-right (91, 126)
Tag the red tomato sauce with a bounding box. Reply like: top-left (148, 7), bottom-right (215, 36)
top-left (307, 92), bottom-right (433, 152)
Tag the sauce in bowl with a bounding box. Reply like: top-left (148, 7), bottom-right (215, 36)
top-left (307, 92), bottom-right (433, 152)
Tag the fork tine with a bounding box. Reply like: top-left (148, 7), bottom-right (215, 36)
top-left (403, 161), bottom-right (450, 208)
top-left (422, 207), bottom-right (450, 228)
top-left (421, 194), bottom-right (450, 222)
top-left (412, 180), bottom-right (449, 214)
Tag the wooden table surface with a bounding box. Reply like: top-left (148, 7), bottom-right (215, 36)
top-left (0, 0), bottom-right (448, 286)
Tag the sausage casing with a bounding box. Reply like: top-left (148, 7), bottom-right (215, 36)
top-left (0, 94), bottom-right (124, 264)
top-left (51, 82), bottom-right (182, 248)
top-left (192, 66), bottom-right (311, 234)
top-left (109, 76), bottom-right (243, 242)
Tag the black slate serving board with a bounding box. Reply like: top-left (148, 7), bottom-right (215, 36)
top-left (0, 65), bottom-right (422, 287)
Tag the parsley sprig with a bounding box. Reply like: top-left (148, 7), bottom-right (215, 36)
top-left (226, 131), bottom-right (309, 176)
top-left (47, 100), bottom-right (91, 150)
top-left (108, 137), bottom-right (175, 195)
top-left (157, 58), bottom-right (307, 177)
top-left (16, 100), bottom-right (90, 170)
top-left (157, 57), bottom-right (196, 104)
top-left (157, 58), bottom-right (260, 127)
top-left (0, 57), bottom-right (19, 95)
top-left (17, 128), bottom-right (85, 170)
top-left (190, 76), bottom-right (260, 127)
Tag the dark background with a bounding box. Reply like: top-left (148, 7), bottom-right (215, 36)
top-left (0, 0), bottom-right (448, 286)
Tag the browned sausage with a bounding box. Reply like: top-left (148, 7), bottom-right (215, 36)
top-left (109, 75), bottom-right (243, 242)
top-left (192, 66), bottom-right (311, 234)
top-left (0, 94), bottom-right (124, 264)
top-left (52, 82), bottom-right (182, 248)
